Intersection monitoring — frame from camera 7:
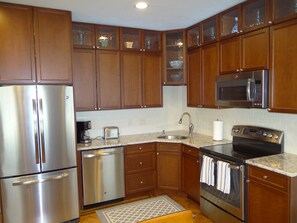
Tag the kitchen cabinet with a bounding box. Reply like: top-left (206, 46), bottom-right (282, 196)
top-left (0, 3), bottom-right (72, 84)
top-left (248, 165), bottom-right (297, 223)
top-left (242, 0), bottom-right (270, 32)
top-left (163, 30), bottom-right (187, 85)
top-left (219, 5), bottom-right (242, 39)
top-left (124, 143), bottom-right (156, 195)
top-left (201, 16), bottom-right (219, 45)
top-left (187, 48), bottom-right (202, 107)
top-left (72, 23), bottom-right (121, 111)
top-left (121, 51), bottom-right (162, 108)
top-left (219, 27), bottom-right (269, 74)
top-left (157, 143), bottom-right (181, 190)
top-left (182, 145), bottom-right (200, 202)
top-left (270, 0), bottom-right (297, 24)
top-left (269, 19), bottom-right (297, 113)
top-left (187, 24), bottom-right (201, 50)
top-left (72, 23), bottom-right (95, 48)
top-left (201, 43), bottom-right (219, 108)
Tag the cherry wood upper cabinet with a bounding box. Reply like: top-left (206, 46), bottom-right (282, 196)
top-left (72, 23), bottom-right (95, 49)
top-left (187, 49), bottom-right (202, 107)
top-left (270, 0), bottom-right (297, 24)
top-left (201, 43), bottom-right (219, 108)
top-left (72, 49), bottom-right (97, 111)
top-left (269, 19), bottom-right (297, 113)
top-left (34, 7), bottom-right (73, 84)
top-left (219, 5), bottom-right (242, 39)
top-left (0, 3), bottom-right (35, 84)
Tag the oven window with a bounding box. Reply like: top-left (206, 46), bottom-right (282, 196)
top-left (218, 86), bottom-right (247, 101)
top-left (201, 162), bottom-right (241, 208)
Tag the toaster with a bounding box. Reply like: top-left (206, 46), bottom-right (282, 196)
top-left (103, 126), bottom-right (119, 139)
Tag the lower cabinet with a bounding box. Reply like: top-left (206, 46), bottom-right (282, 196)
top-left (182, 145), bottom-right (200, 202)
top-left (157, 143), bottom-right (181, 190)
top-left (248, 165), bottom-right (297, 223)
top-left (124, 143), bottom-right (156, 195)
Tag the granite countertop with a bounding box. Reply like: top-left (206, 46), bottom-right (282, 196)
top-left (246, 153), bottom-right (297, 177)
top-left (77, 130), bottom-right (231, 151)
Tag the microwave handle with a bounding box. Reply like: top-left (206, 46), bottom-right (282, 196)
top-left (247, 78), bottom-right (252, 101)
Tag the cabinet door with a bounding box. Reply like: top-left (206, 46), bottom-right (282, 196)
top-left (72, 22), bottom-right (95, 49)
top-left (270, 19), bottom-right (297, 113)
top-left (121, 52), bottom-right (142, 108)
top-left (34, 8), bottom-right (72, 84)
top-left (157, 143), bottom-right (181, 190)
top-left (0, 3), bottom-right (35, 84)
top-left (271, 0), bottom-right (297, 24)
top-left (143, 53), bottom-right (162, 108)
top-left (187, 49), bottom-right (202, 107)
top-left (248, 179), bottom-right (289, 223)
top-left (96, 50), bottom-right (121, 110)
top-left (242, 27), bottom-right (269, 70)
top-left (219, 36), bottom-right (241, 74)
top-left (73, 49), bottom-right (97, 111)
top-left (182, 154), bottom-right (200, 202)
top-left (125, 171), bottom-right (156, 195)
top-left (201, 43), bottom-right (219, 108)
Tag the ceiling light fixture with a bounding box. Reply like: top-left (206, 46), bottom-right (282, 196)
top-left (135, 2), bottom-right (149, 9)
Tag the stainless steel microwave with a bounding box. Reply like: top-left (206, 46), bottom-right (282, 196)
top-left (215, 70), bottom-right (268, 108)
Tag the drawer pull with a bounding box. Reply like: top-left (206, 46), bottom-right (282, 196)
top-left (188, 150), bottom-right (192, 152)
top-left (139, 161), bottom-right (143, 165)
top-left (140, 181), bottom-right (143, 184)
top-left (139, 147), bottom-right (142, 150)
top-left (157, 152), bottom-right (159, 155)
top-left (263, 175), bottom-right (268, 179)
top-left (197, 160), bottom-right (199, 164)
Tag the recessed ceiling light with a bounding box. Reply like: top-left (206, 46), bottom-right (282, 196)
top-left (135, 2), bottom-right (149, 9)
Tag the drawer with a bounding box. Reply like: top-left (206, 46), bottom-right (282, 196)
top-left (125, 143), bottom-right (155, 155)
top-left (157, 143), bottom-right (181, 152)
top-left (248, 165), bottom-right (289, 192)
top-left (125, 171), bottom-right (156, 195)
top-left (182, 145), bottom-right (199, 157)
top-left (125, 152), bottom-right (155, 173)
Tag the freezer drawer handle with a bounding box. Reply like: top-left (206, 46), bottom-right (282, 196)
top-left (32, 99), bottom-right (39, 164)
top-left (39, 99), bottom-right (46, 163)
top-left (12, 173), bottom-right (69, 186)
top-left (83, 151), bottom-right (123, 158)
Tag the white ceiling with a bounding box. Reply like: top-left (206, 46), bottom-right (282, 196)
top-left (5, 0), bottom-right (246, 30)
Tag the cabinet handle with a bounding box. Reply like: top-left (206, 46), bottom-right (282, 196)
top-left (263, 175), bottom-right (268, 179)
top-left (196, 160), bottom-right (199, 164)
top-left (140, 49), bottom-right (143, 52)
top-left (93, 46), bottom-right (95, 48)
top-left (268, 21), bottom-right (272, 24)
top-left (240, 68), bottom-right (243, 71)
top-left (163, 82), bottom-right (166, 84)
top-left (140, 181), bottom-right (143, 184)
top-left (239, 30), bottom-right (243, 33)
top-left (267, 108), bottom-right (271, 112)
top-left (236, 69), bottom-right (240, 72)
top-left (139, 147), bottom-right (142, 150)
top-left (143, 49), bottom-right (146, 52)
top-left (246, 179), bottom-right (250, 183)
top-left (157, 152), bottom-right (159, 155)
top-left (188, 149), bottom-right (192, 152)
top-left (94, 108), bottom-right (97, 110)
top-left (139, 161), bottom-right (143, 165)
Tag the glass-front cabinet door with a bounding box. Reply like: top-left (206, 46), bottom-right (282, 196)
top-left (143, 30), bottom-right (161, 52)
top-left (271, 0), bottom-right (297, 23)
top-left (120, 28), bottom-right (141, 50)
top-left (202, 16), bottom-right (218, 44)
top-left (72, 23), bottom-right (95, 48)
top-left (163, 30), bottom-right (186, 85)
top-left (220, 6), bottom-right (241, 38)
top-left (95, 26), bottom-right (119, 50)
top-left (187, 24), bottom-right (201, 50)
top-left (243, 0), bottom-right (269, 31)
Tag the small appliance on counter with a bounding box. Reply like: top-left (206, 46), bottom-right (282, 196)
top-left (77, 121), bottom-right (92, 144)
top-left (103, 126), bottom-right (119, 139)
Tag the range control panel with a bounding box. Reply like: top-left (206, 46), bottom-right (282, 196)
top-left (231, 125), bottom-right (284, 144)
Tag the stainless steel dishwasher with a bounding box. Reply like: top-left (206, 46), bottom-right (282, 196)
top-left (82, 147), bottom-right (125, 206)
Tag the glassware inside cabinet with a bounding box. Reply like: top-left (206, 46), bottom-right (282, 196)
top-left (187, 26), bottom-right (200, 48)
top-left (202, 18), bottom-right (217, 43)
top-left (220, 8), bottom-right (240, 37)
top-left (96, 26), bottom-right (118, 49)
top-left (143, 31), bottom-right (161, 51)
top-left (121, 28), bottom-right (141, 50)
top-left (243, 0), bottom-right (266, 30)
top-left (273, 0), bottom-right (297, 21)
top-left (72, 23), bottom-right (95, 48)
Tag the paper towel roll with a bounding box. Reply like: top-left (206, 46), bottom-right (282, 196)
top-left (213, 120), bottom-right (223, 141)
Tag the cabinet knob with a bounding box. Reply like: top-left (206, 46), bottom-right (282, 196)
top-left (157, 152), bottom-right (159, 155)
top-left (139, 147), bottom-right (142, 150)
top-left (94, 108), bottom-right (97, 110)
top-left (163, 82), bottom-right (166, 84)
top-left (140, 49), bottom-right (143, 52)
top-left (32, 80), bottom-right (36, 83)
top-left (143, 49), bottom-right (145, 52)
top-left (144, 105), bottom-right (147, 108)
top-left (139, 161), bottom-right (143, 165)
top-left (93, 46), bottom-right (95, 48)
top-left (268, 21), bottom-right (273, 24)
top-left (140, 181), bottom-right (143, 184)
top-left (263, 175), bottom-right (268, 179)
top-left (97, 47), bottom-right (99, 49)
top-left (267, 108), bottom-right (271, 112)
top-left (196, 160), bottom-right (199, 164)
top-left (240, 69), bottom-right (243, 71)
top-left (188, 149), bottom-right (192, 152)
top-left (236, 69), bottom-right (240, 72)
top-left (239, 30), bottom-right (243, 33)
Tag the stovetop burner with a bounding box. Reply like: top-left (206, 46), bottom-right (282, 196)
top-left (201, 125), bottom-right (284, 164)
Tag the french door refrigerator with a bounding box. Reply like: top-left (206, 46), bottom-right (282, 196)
top-left (0, 85), bottom-right (79, 223)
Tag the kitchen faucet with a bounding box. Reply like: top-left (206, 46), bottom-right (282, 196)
top-left (178, 112), bottom-right (194, 138)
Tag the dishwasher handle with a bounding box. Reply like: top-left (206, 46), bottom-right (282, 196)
top-left (83, 150), bottom-right (123, 158)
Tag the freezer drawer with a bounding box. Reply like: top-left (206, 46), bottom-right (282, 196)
top-left (0, 168), bottom-right (79, 223)
top-left (82, 147), bottom-right (125, 206)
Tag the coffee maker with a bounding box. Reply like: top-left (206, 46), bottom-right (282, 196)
top-left (76, 121), bottom-right (92, 144)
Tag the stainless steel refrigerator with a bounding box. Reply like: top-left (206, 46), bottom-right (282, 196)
top-left (0, 85), bottom-right (79, 223)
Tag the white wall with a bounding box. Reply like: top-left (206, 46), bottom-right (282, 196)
top-left (77, 86), bottom-right (297, 155)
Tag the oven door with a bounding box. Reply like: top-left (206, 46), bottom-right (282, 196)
top-left (200, 152), bottom-right (245, 222)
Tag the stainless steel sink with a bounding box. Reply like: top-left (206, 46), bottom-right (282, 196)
top-left (157, 135), bottom-right (188, 140)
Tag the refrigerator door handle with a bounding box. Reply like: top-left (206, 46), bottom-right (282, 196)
top-left (39, 98), bottom-right (46, 163)
top-left (32, 99), bottom-right (39, 164)
top-left (12, 172), bottom-right (69, 186)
